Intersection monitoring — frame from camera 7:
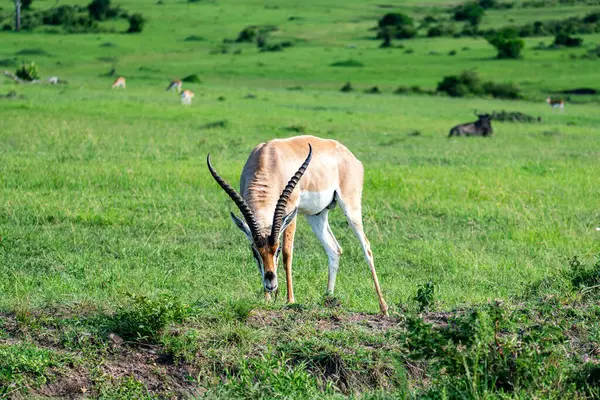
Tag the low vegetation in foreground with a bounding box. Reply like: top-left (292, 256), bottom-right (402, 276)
top-left (0, 256), bottom-right (599, 398)
top-left (2, 0), bottom-right (600, 398)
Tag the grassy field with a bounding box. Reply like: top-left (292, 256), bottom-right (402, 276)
top-left (1, 0), bottom-right (600, 398)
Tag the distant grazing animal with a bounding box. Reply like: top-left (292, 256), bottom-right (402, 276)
top-left (112, 77), bottom-right (126, 89)
top-left (448, 113), bottom-right (493, 137)
top-left (166, 80), bottom-right (183, 93)
top-left (207, 135), bottom-right (389, 316)
top-left (546, 97), bottom-right (565, 111)
top-left (181, 90), bottom-right (194, 105)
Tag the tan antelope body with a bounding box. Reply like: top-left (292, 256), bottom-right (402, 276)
top-left (112, 77), bottom-right (126, 89)
top-left (166, 80), bottom-right (183, 93)
top-left (546, 97), bottom-right (564, 111)
top-left (181, 90), bottom-right (194, 105)
top-left (208, 135), bottom-right (388, 315)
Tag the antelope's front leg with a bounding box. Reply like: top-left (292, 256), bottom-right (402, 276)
top-left (282, 216), bottom-right (297, 303)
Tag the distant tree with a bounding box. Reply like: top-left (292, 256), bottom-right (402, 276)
top-left (127, 13), bottom-right (145, 33)
top-left (378, 12), bottom-right (413, 29)
top-left (377, 12), bottom-right (416, 46)
top-left (486, 30), bottom-right (524, 59)
top-left (453, 2), bottom-right (485, 27)
top-left (88, 0), bottom-right (111, 20)
top-left (22, 0), bottom-right (33, 9)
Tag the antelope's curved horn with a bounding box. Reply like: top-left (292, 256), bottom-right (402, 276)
top-left (207, 154), bottom-right (262, 243)
top-left (270, 144), bottom-right (313, 243)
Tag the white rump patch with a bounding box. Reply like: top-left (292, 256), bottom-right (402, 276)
top-left (299, 189), bottom-right (337, 215)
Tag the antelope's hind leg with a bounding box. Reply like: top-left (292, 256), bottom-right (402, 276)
top-left (337, 197), bottom-right (389, 316)
top-left (282, 216), bottom-right (298, 303)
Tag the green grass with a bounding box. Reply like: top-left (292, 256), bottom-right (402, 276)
top-left (1, 0), bottom-right (600, 397)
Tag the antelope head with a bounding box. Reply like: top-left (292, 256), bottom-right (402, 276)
top-left (207, 145), bottom-right (312, 293)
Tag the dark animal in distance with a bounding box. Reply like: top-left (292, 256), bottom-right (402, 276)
top-left (448, 113), bottom-right (493, 137)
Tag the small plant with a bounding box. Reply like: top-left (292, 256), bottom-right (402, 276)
top-left (184, 35), bottom-right (204, 41)
top-left (127, 13), bottom-right (145, 33)
top-left (340, 82), bottom-right (353, 92)
top-left (330, 59), bottom-right (363, 67)
top-left (112, 293), bottom-right (192, 342)
top-left (15, 62), bottom-right (40, 81)
top-left (415, 281), bottom-right (436, 312)
top-left (181, 74), bottom-right (201, 83)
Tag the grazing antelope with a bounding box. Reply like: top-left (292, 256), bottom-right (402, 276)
top-left (112, 77), bottom-right (126, 89)
top-left (546, 97), bottom-right (565, 111)
top-left (207, 135), bottom-right (389, 316)
top-left (166, 80), bottom-right (183, 93)
top-left (181, 90), bottom-right (194, 105)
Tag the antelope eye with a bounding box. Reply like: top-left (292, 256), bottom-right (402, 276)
top-left (276, 247), bottom-right (282, 258)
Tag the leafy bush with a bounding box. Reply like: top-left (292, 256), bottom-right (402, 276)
top-left (22, 0), bottom-right (34, 10)
top-left (486, 30), bottom-right (524, 58)
top-left (126, 13), bottom-right (145, 33)
top-left (184, 35), bottom-right (204, 41)
top-left (437, 70), bottom-right (521, 99)
top-left (340, 82), bottom-right (353, 92)
top-left (21, 13), bottom-right (42, 30)
top-left (415, 282), bottom-right (436, 312)
top-left (377, 12), bottom-right (417, 42)
top-left (112, 293), bottom-right (192, 342)
top-left (15, 62), bottom-right (40, 81)
top-left (406, 301), bottom-right (570, 397)
top-left (482, 81), bottom-right (521, 99)
top-left (235, 25), bottom-right (278, 43)
top-left (87, 0), bottom-right (112, 20)
top-left (427, 23), bottom-right (456, 37)
top-left (378, 12), bottom-right (413, 28)
top-left (182, 74), bottom-right (201, 83)
top-left (330, 59), bottom-right (364, 67)
top-left (553, 31), bottom-right (583, 47)
top-left (453, 2), bottom-right (485, 26)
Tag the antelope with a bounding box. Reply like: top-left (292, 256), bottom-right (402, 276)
top-left (207, 135), bottom-right (389, 316)
top-left (181, 90), bottom-right (194, 105)
top-left (112, 77), bottom-right (126, 89)
top-left (448, 112), bottom-right (493, 137)
top-left (546, 97), bottom-right (564, 111)
top-left (166, 80), bottom-right (183, 93)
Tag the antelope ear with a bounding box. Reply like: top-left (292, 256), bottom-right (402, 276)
top-left (278, 208), bottom-right (298, 239)
top-left (231, 212), bottom-right (252, 240)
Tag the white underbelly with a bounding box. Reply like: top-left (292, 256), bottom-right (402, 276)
top-left (298, 189), bottom-right (337, 215)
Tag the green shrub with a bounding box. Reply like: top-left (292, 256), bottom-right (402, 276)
top-left (553, 31), bottom-right (583, 47)
top-left (437, 70), bottom-right (521, 99)
top-left (453, 2), bottom-right (485, 26)
top-left (126, 13), bottom-right (145, 33)
top-left (22, 0), bottom-right (34, 10)
top-left (486, 30), bottom-right (524, 59)
top-left (330, 59), bottom-right (364, 67)
top-left (182, 74), bottom-right (201, 83)
top-left (87, 0), bottom-right (112, 20)
top-left (112, 293), bottom-right (192, 342)
top-left (378, 12), bottom-right (413, 28)
top-left (427, 23), bottom-right (456, 37)
top-left (377, 12), bottom-right (417, 42)
top-left (15, 62), bottom-right (40, 81)
top-left (482, 81), bottom-right (521, 99)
